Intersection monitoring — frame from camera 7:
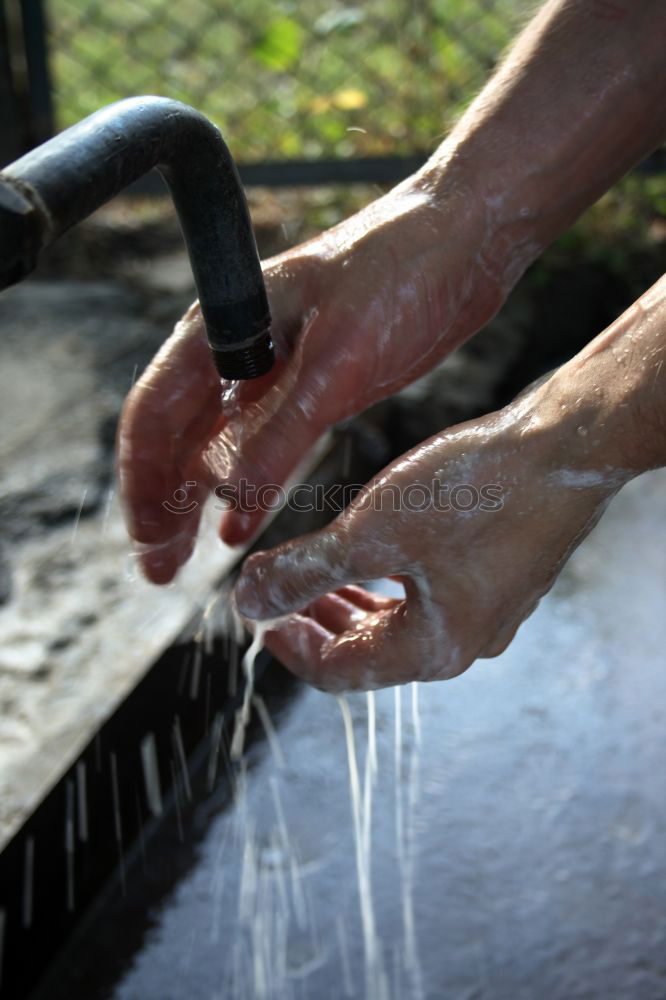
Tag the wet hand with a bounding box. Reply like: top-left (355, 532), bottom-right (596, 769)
top-left (118, 170), bottom-right (523, 583)
top-left (233, 378), bottom-right (630, 691)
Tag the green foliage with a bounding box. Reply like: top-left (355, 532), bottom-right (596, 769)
top-left (46, 0), bottom-right (665, 278)
top-left (529, 171), bottom-right (666, 296)
top-left (552, 174), bottom-right (666, 263)
top-left (47, 0), bottom-right (532, 160)
top-left (251, 17), bottom-right (305, 72)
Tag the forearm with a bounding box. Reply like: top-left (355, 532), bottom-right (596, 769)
top-left (415, 0), bottom-right (666, 282)
top-left (540, 273), bottom-right (666, 479)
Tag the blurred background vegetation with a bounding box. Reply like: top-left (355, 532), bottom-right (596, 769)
top-left (48, 0), bottom-right (532, 160)
top-left (46, 1), bottom-right (664, 230)
top-left (44, 0), bottom-right (664, 282)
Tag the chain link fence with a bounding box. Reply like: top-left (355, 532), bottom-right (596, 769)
top-left (46, 0), bottom-right (530, 164)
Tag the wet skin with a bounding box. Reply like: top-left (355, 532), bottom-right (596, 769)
top-left (118, 0), bottom-right (666, 688)
top-left (233, 276), bottom-right (666, 689)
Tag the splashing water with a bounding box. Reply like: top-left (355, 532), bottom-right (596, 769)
top-left (338, 693), bottom-right (389, 1000)
top-left (69, 488), bottom-right (88, 546)
top-left (220, 379), bottom-right (242, 414)
top-left (397, 684), bottom-right (424, 998)
top-left (230, 620), bottom-right (280, 761)
top-left (216, 379), bottom-right (247, 480)
top-left (194, 587), bottom-right (426, 997)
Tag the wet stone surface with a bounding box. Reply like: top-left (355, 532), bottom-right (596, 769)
top-left (0, 277), bottom-right (231, 846)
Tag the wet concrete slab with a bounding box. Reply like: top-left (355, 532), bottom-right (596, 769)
top-left (40, 469), bottom-right (666, 1000)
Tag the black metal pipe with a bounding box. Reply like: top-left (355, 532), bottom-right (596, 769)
top-left (0, 95), bottom-right (273, 380)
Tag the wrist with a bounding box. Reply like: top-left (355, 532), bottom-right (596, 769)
top-left (533, 281), bottom-right (666, 481)
top-left (529, 371), bottom-right (635, 492)
top-left (411, 135), bottom-right (545, 301)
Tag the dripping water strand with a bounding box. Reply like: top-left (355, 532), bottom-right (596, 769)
top-left (338, 694), bottom-right (388, 1000)
top-left (395, 683), bottom-right (424, 998)
top-left (230, 622), bottom-right (272, 760)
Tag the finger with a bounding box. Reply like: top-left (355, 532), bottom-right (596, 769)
top-left (259, 572), bottom-right (464, 692)
top-left (234, 515), bottom-right (399, 620)
top-left (137, 527), bottom-right (198, 585)
top-left (261, 614), bottom-right (334, 686)
top-left (215, 345), bottom-right (332, 547)
top-left (335, 584), bottom-right (401, 612)
top-left (216, 409), bottom-right (323, 547)
top-left (261, 253), bottom-right (311, 352)
top-left (118, 306), bottom-right (222, 546)
top-left (234, 528), bottom-right (351, 620)
top-left (269, 596), bottom-right (460, 692)
top-left (316, 605), bottom-right (414, 690)
top-left (133, 473), bottom-right (208, 583)
top-left (119, 258), bottom-right (307, 557)
top-left (323, 593), bottom-right (456, 690)
top-left (307, 593), bottom-right (367, 634)
top-left (217, 260), bottom-right (328, 547)
top-left (134, 472), bottom-right (211, 583)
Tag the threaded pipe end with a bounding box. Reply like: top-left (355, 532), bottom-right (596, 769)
top-left (211, 333), bottom-right (274, 380)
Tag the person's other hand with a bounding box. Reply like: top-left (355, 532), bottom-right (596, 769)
top-left (233, 375), bottom-right (629, 690)
top-left (118, 167), bottom-right (534, 583)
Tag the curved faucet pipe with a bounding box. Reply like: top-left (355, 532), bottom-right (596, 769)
top-left (0, 96), bottom-right (273, 380)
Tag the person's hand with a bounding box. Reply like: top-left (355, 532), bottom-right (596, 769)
top-left (118, 166), bottom-right (534, 584)
top-left (234, 274), bottom-right (666, 692)
top-left (233, 373), bottom-right (632, 691)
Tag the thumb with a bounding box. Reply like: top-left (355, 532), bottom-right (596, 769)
top-left (234, 525), bottom-right (358, 620)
